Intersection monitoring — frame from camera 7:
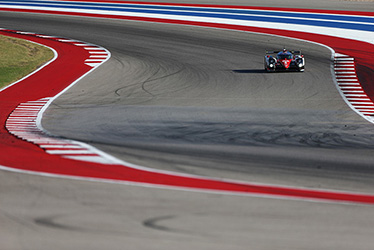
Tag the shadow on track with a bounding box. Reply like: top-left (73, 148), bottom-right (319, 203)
top-left (233, 69), bottom-right (266, 73)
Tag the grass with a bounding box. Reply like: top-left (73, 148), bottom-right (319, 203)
top-left (0, 35), bottom-right (54, 89)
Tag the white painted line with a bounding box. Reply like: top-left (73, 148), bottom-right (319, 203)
top-left (345, 94), bottom-right (368, 97)
top-left (10, 114), bottom-right (39, 116)
top-left (18, 103), bottom-right (44, 105)
top-left (9, 113), bottom-right (37, 117)
top-left (11, 115), bottom-right (38, 117)
top-left (335, 68), bottom-right (355, 71)
top-left (11, 111), bottom-right (39, 114)
top-left (342, 90), bottom-right (364, 93)
top-left (83, 47), bottom-right (106, 51)
top-left (347, 98), bottom-right (372, 101)
top-left (335, 69), bottom-right (355, 72)
top-left (338, 82), bottom-right (360, 85)
top-left (7, 120), bottom-right (34, 123)
top-left (17, 31), bottom-right (35, 35)
top-left (336, 76), bottom-right (357, 78)
top-left (15, 108), bottom-right (42, 110)
top-left (46, 149), bottom-right (95, 155)
top-left (85, 59), bottom-right (105, 62)
top-left (351, 102), bottom-right (374, 105)
top-left (88, 51), bottom-right (107, 54)
top-left (335, 71), bottom-right (356, 74)
top-left (334, 53), bottom-right (348, 57)
top-left (353, 106), bottom-right (374, 109)
top-left (10, 115), bottom-right (38, 117)
top-left (355, 109), bottom-right (374, 112)
top-left (17, 105), bottom-right (44, 108)
top-left (74, 43), bottom-right (90, 46)
top-left (7, 119), bottom-right (35, 122)
top-left (37, 35), bottom-right (56, 38)
top-left (339, 86), bottom-right (362, 89)
top-left (38, 141), bottom-right (78, 145)
top-left (89, 55), bottom-right (107, 58)
top-left (6, 122), bottom-right (35, 125)
top-left (63, 155), bottom-right (115, 164)
top-left (6, 121), bottom-right (37, 125)
top-left (40, 145), bottom-right (82, 149)
top-left (58, 39), bottom-right (78, 42)
top-left (6, 124), bottom-right (37, 128)
top-left (85, 63), bottom-right (102, 67)
top-left (335, 58), bottom-right (354, 61)
top-left (8, 129), bottom-right (39, 132)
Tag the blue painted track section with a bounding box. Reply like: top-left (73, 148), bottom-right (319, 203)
top-left (1, 0), bottom-right (373, 32)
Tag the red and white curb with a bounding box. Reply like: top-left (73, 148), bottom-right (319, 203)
top-left (57, 40), bottom-right (109, 67)
top-left (73, 42), bottom-right (110, 67)
top-left (6, 97), bottom-right (119, 164)
top-left (334, 53), bottom-right (374, 122)
top-left (35, 35), bottom-right (109, 68)
top-left (3, 29), bottom-right (113, 164)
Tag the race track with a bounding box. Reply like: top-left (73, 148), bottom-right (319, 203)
top-left (1, 1), bottom-right (374, 249)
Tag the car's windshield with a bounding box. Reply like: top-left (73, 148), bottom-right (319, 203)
top-left (277, 53), bottom-right (292, 60)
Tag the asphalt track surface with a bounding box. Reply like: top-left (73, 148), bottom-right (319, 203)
top-left (1, 1), bottom-right (374, 249)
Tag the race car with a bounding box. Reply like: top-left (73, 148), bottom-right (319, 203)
top-left (264, 49), bottom-right (305, 72)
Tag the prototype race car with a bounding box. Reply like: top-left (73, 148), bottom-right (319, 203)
top-left (264, 49), bottom-right (305, 72)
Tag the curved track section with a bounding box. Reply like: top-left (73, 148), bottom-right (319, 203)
top-left (0, 0), bottom-right (373, 196)
top-left (1, 1), bottom-right (374, 249)
top-left (2, 28), bottom-right (372, 204)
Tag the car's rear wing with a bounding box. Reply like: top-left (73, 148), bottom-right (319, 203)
top-left (266, 50), bottom-right (302, 54)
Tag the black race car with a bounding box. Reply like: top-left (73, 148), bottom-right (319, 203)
top-left (264, 49), bottom-right (305, 72)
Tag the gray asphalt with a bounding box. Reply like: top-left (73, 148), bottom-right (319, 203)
top-left (38, 16), bottom-right (374, 193)
top-left (1, 1), bottom-right (374, 249)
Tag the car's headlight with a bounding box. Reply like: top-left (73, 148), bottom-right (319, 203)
top-left (269, 64), bottom-right (274, 67)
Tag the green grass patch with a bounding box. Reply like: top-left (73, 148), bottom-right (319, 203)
top-left (0, 35), bottom-right (54, 89)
